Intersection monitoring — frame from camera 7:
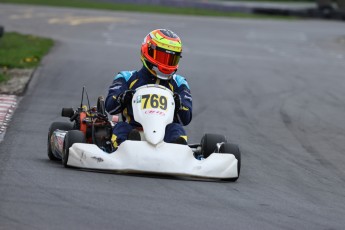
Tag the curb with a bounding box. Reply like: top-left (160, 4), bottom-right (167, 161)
top-left (0, 95), bottom-right (17, 141)
top-left (0, 68), bottom-right (35, 96)
top-left (0, 68), bottom-right (36, 142)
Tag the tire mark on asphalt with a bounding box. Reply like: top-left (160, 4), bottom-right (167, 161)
top-left (279, 98), bottom-right (345, 184)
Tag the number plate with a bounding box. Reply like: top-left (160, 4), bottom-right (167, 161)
top-left (139, 94), bottom-right (168, 110)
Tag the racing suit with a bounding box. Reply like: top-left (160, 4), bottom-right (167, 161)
top-left (105, 66), bottom-right (192, 147)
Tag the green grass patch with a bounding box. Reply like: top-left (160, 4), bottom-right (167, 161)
top-left (0, 0), bottom-right (299, 19)
top-left (0, 32), bottom-right (53, 82)
top-left (0, 72), bottom-right (10, 83)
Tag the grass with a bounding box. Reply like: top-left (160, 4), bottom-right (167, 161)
top-left (0, 0), bottom-right (299, 19)
top-left (0, 32), bottom-right (53, 82)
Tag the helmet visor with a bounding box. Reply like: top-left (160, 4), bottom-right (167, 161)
top-left (148, 46), bottom-right (181, 67)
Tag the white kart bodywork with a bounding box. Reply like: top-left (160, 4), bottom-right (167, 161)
top-left (67, 85), bottom-right (239, 179)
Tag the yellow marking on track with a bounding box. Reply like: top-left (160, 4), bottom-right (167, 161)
top-left (48, 16), bottom-right (128, 26)
top-left (9, 11), bottom-right (54, 20)
top-left (10, 12), bottom-right (33, 20)
top-left (8, 9), bottom-right (129, 26)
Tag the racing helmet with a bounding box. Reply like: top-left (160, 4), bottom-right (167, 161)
top-left (141, 29), bottom-right (182, 80)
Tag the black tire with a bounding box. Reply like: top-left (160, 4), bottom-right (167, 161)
top-left (200, 133), bottom-right (227, 158)
top-left (62, 130), bottom-right (86, 167)
top-left (219, 143), bottom-right (241, 182)
top-left (47, 122), bottom-right (73, 161)
top-left (61, 108), bottom-right (74, 118)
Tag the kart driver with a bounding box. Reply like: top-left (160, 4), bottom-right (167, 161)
top-left (105, 29), bottom-right (192, 150)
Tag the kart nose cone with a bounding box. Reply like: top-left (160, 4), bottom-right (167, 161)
top-left (144, 127), bottom-right (164, 145)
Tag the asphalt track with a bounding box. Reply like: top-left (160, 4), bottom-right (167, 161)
top-left (1, 4), bottom-right (345, 230)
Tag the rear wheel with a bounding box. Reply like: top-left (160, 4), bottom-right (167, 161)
top-left (63, 130), bottom-right (86, 167)
top-left (200, 133), bottom-right (227, 158)
top-left (61, 108), bottom-right (74, 118)
top-left (219, 143), bottom-right (241, 182)
top-left (47, 122), bottom-right (73, 161)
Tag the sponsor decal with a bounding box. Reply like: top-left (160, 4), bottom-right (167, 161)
top-left (56, 136), bottom-right (64, 149)
top-left (184, 95), bottom-right (192, 102)
top-left (144, 110), bottom-right (166, 116)
top-left (136, 95), bottom-right (142, 103)
top-left (91, 156), bottom-right (104, 163)
top-left (110, 85), bottom-right (122, 90)
top-left (166, 50), bottom-right (175, 54)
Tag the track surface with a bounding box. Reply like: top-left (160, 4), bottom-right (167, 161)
top-left (1, 4), bottom-right (345, 230)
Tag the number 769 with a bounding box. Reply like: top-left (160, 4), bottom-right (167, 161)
top-left (141, 94), bottom-right (168, 110)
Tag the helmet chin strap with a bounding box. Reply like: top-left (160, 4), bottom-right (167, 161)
top-left (151, 66), bottom-right (176, 80)
top-left (141, 57), bottom-right (176, 80)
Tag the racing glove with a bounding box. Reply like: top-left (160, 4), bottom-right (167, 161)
top-left (117, 90), bottom-right (135, 107)
top-left (173, 92), bottom-right (182, 112)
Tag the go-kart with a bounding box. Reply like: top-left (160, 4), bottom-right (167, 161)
top-left (47, 85), bottom-right (241, 181)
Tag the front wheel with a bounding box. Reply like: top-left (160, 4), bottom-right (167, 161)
top-left (200, 133), bottom-right (227, 158)
top-left (62, 130), bottom-right (86, 167)
top-left (219, 143), bottom-right (241, 182)
top-left (47, 122), bottom-right (73, 161)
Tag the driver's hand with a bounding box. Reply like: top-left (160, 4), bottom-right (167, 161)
top-left (173, 92), bottom-right (182, 111)
top-left (118, 90), bottom-right (135, 106)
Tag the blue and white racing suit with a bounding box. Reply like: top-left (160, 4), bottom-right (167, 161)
top-left (105, 66), bottom-right (192, 147)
